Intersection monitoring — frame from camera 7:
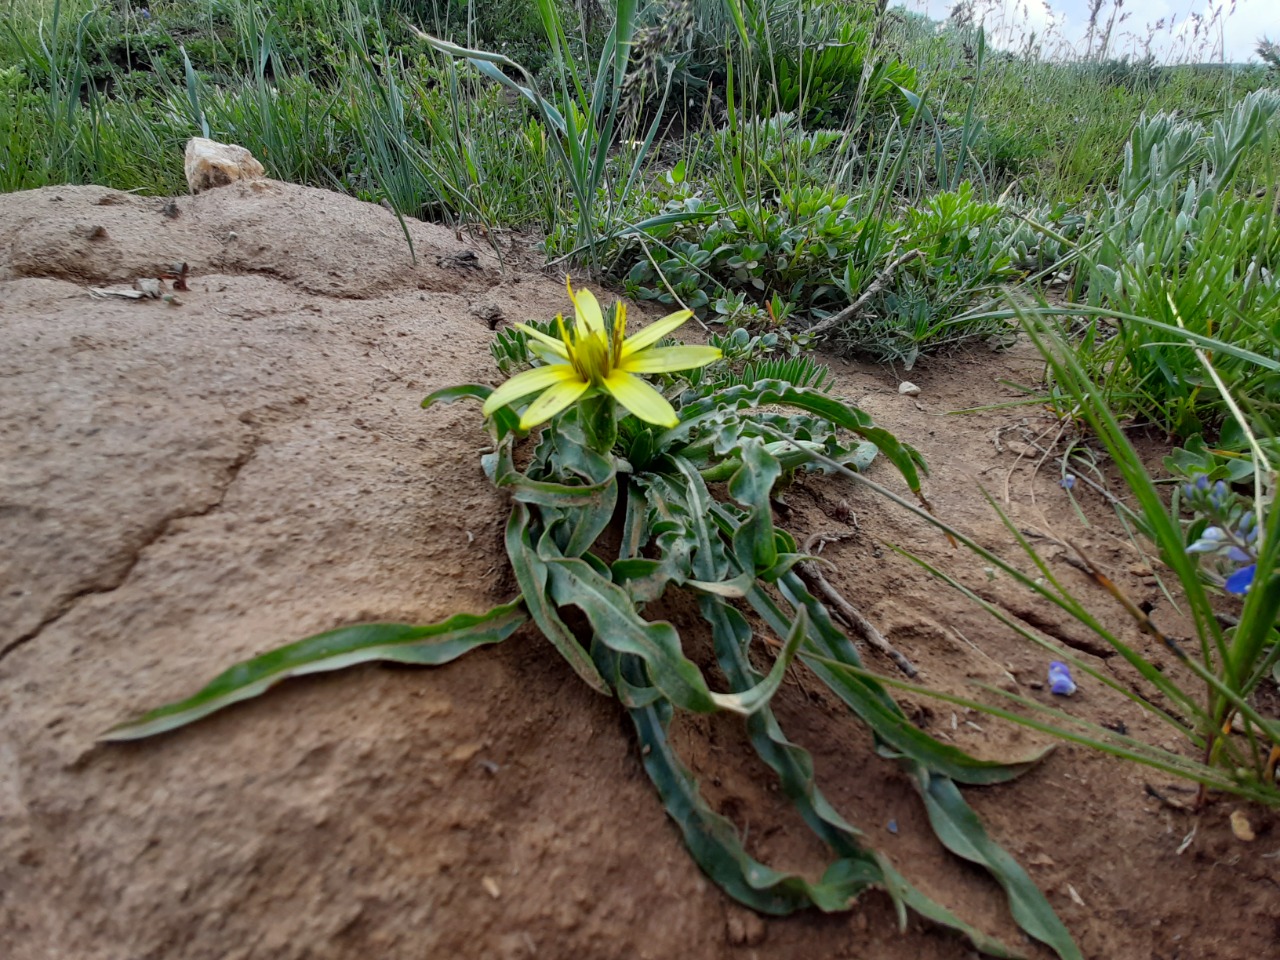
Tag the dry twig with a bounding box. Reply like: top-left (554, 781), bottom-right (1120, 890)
top-left (796, 533), bottom-right (919, 678)
top-left (805, 250), bottom-right (926, 339)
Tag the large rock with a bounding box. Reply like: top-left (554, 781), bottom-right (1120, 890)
top-left (184, 137), bottom-right (266, 193)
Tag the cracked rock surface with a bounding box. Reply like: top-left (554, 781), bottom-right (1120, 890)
top-left (1, 183), bottom-right (737, 960)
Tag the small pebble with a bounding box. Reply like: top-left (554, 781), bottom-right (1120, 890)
top-left (898, 381), bottom-right (921, 396)
top-left (1230, 809), bottom-right (1256, 842)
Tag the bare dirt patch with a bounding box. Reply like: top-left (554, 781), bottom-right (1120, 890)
top-left (2, 182), bottom-right (1276, 960)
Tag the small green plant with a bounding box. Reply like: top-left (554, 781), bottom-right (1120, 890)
top-left (1069, 91), bottom-right (1280, 437)
top-left (767, 20), bottom-right (916, 127)
top-left (105, 283), bottom-right (1080, 960)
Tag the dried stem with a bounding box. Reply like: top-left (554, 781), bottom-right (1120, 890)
top-left (797, 533), bottom-right (919, 678)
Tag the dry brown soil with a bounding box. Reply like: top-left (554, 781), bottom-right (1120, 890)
top-left (1, 182), bottom-right (1276, 960)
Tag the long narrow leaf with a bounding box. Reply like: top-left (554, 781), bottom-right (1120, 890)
top-left (103, 600), bottom-right (527, 741)
top-left (907, 765), bottom-right (1083, 960)
top-left (505, 503), bottom-right (611, 694)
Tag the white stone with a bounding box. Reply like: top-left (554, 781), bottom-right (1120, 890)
top-left (898, 381), bottom-right (921, 396)
top-left (184, 137), bottom-right (265, 193)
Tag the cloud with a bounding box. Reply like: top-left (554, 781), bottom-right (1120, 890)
top-left (895, 0), bottom-right (1271, 62)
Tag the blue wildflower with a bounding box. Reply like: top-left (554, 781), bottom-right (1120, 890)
top-left (1048, 661), bottom-right (1077, 697)
top-left (1060, 474), bottom-right (1076, 490)
top-left (1211, 480), bottom-right (1229, 508)
top-left (1224, 564), bottom-right (1256, 596)
top-left (1186, 527), bottom-right (1226, 553)
top-left (1226, 546), bottom-right (1252, 563)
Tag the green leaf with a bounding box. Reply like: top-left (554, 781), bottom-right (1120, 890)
top-left (103, 600), bottom-right (527, 741)
top-left (663, 380), bottom-right (926, 495)
top-left (709, 606), bottom-right (807, 715)
top-left (878, 861), bottom-right (1028, 959)
top-left (728, 438), bottom-right (783, 574)
top-left (421, 383), bottom-right (521, 439)
top-left (543, 550), bottom-right (720, 714)
top-left (505, 503), bottom-right (611, 695)
top-left (766, 574), bottom-right (1044, 785)
top-left (908, 766), bottom-right (1083, 960)
top-left (490, 436), bottom-right (616, 509)
top-left (420, 383), bottom-right (493, 408)
top-left (625, 675), bottom-right (872, 914)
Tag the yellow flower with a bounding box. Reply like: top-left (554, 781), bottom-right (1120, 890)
top-left (482, 279), bottom-right (721, 429)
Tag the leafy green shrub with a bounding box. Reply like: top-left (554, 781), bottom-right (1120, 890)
top-left (767, 21), bottom-right (916, 127)
top-left (1092, 55), bottom-right (1164, 96)
top-left (1072, 89), bottom-right (1280, 435)
top-left (622, 177), bottom-right (1020, 363)
top-left (624, 186), bottom-right (894, 314)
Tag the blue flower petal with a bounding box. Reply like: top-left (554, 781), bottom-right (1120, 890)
top-left (1048, 661), bottom-right (1077, 697)
top-left (1187, 527), bottom-right (1227, 553)
top-left (1224, 564), bottom-right (1256, 596)
top-left (1226, 547), bottom-right (1252, 563)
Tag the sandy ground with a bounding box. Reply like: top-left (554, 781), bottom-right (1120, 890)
top-left (1, 181), bottom-right (1276, 960)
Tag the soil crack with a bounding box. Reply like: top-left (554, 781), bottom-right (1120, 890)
top-left (0, 433), bottom-right (261, 665)
top-left (1000, 600), bottom-right (1116, 660)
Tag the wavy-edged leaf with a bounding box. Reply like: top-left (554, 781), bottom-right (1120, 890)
top-left (660, 380), bottom-right (927, 494)
top-left (687, 500), bottom-right (1026, 955)
top-left (907, 765), bottom-right (1083, 960)
top-left (711, 606), bottom-right (807, 715)
top-left (543, 550), bottom-right (719, 713)
top-left (878, 861), bottom-right (1027, 959)
top-left (622, 662), bottom-right (871, 914)
top-left (688, 521), bottom-right (1027, 955)
top-left (421, 383), bottom-right (521, 440)
top-left (505, 503), bottom-right (611, 694)
top-left (421, 383), bottom-right (493, 408)
top-left (103, 600), bottom-right (527, 741)
top-left (489, 435), bottom-right (616, 509)
top-left (728, 438), bottom-right (783, 574)
top-left (763, 574), bottom-right (1044, 785)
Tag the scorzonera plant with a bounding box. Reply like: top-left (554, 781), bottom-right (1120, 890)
top-left (105, 283), bottom-right (1081, 959)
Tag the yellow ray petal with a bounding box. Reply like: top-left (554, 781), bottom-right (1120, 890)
top-left (518, 378), bottom-right (591, 429)
top-left (515, 322), bottom-right (570, 359)
top-left (602, 370), bottom-right (678, 427)
top-left (619, 309), bottom-right (694, 358)
top-left (619, 344), bottom-right (722, 374)
top-left (566, 277), bottom-right (606, 337)
top-left (611, 301), bottom-right (627, 367)
top-left (482, 363), bottom-right (579, 416)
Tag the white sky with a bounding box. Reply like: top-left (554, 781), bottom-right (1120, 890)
top-left (896, 0), bottom-right (1278, 63)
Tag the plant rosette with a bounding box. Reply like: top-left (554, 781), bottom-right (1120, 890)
top-left (104, 282), bottom-right (1080, 960)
